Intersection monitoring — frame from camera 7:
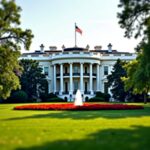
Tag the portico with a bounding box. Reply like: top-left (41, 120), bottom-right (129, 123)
top-left (53, 61), bottom-right (100, 99)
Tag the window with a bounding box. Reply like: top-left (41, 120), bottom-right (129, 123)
top-left (44, 66), bottom-right (49, 76)
top-left (104, 66), bottom-right (108, 75)
top-left (74, 81), bottom-right (78, 91)
top-left (85, 67), bottom-right (87, 74)
top-left (65, 82), bottom-right (68, 93)
top-left (104, 82), bottom-right (109, 94)
top-left (74, 66), bottom-right (79, 73)
top-left (65, 67), bottom-right (68, 73)
top-left (85, 82), bottom-right (88, 92)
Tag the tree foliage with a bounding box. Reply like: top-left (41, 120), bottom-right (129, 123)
top-left (107, 59), bottom-right (127, 101)
top-left (0, 0), bottom-right (33, 99)
top-left (19, 59), bottom-right (48, 99)
top-left (118, 0), bottom-right (150, 41)
top-left (118, 0), bottom-right (150, 103)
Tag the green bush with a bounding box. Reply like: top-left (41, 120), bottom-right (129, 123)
top-left (27, 97), bottom-right (37, 103)
top-left (104, 93), bottom-right (111, 101)
top-left (88, 97), bottom-right (105, 102)
top-left (85, 96), bottom-right (89, 102)
top-left (47, 93), bottom-right (57, 98)
top-left (96, 91), bottom-right (104, 97)
top-left (40, 92), bottom-right (67, 102)
top-left (47, 97), bottom-right (67, 102)
top-left (11, 90), bottom-right (28, 103)
top-left (88, 91), bottom-right (110, 102)
top-left (40, 92), bottom-right (57, 102)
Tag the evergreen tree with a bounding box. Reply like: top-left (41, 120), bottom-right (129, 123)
top-left (0, 0), bottom-right (33, 99)
top-left (107, 59), bottom-right (127, 102)
top-left (19, 59), bottom-right (48, 99)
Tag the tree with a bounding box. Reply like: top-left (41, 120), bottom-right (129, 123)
top-left (0, 0), bottom-right (33, 99)
top-left (107, 59), bottom-right (128, 102)
top-left (118, 0), bottom-right (150, 41)
top-left (19, 59), bottom-right (48, 100)
top-left (118, 0), bottom-right (150, 103)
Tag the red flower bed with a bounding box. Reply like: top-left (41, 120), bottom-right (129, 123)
top-left (14, 103), bottom-right (144, 111)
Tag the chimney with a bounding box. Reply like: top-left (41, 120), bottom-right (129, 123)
top-left (108, 43), bottom-right (112, 52)
top-left (49, 46), bottom-right (57, 50)
top-left (40, 44), bottom-right (44, 52)
top-left (86, 44), bottom-right (90, 50)
top-left (62, 45), bottom-right (65, 50)
top-left (94, 45), bottom-right (102, 50)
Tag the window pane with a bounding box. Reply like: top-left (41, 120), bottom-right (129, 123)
top-left (74, 81), bottom-right (78, 91)
top-left (104, 66), bottom-right (108, 75)
top-left (44, 67), bottom-right (49, 76)
top-left (104, 82), bottom-right (108, 94)
top-left (74, 66), bottom-right (79, 73)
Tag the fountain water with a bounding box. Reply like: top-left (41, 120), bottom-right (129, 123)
top-left (74, 89), bottom-right (83, 106)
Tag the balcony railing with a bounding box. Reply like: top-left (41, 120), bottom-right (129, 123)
top-left (83, 73), bottom-right (90, 76)
top-left (63, 73), bottom-right (69, 76)
top-left (56, 73), bottom-right (60, 77)
top-left (84, 91), bottom-right (90, 94)
top-left (56, 72), bottom-right (96, 77)
top-left (63, 91), bottom-right (69, 94)
top-left (73, 73), bottom-right (80, 76)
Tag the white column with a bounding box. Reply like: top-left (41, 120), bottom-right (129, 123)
top-left (69, 63), bottom-right (73, 95)
top-left (53, 64), bottom-right (56, 93)
top-left (99, 65), bottom-right (103, 92)
top-left (89, 63), bottom-right (93, 94)
top-left (60, 64), bottom-right (63, 95)
top-left (80, 63), bottom-right (84, 94)
top-left (48, 80), bottom-right (51, 93)
top-left (96, 64), bottom-right (100, 91)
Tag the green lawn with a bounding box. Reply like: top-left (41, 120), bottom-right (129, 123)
top-left (0, 103), bottom-right (150, 150)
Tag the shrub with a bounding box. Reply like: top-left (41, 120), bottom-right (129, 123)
top-left (64, 97), bottom-right (68, 101)
top-left (47, 97), bottom-right (67, 102)
top-left (85, 96), bottom-right (89, 102)
top-left (96, 91), bottom-right (104, 97)
top-left (10, 90), bottom-right (28, 103)
top-left (88, 91), bottom-right (111, 102)
top-left (40, 92), bottom-right (57, 102)
top-left (104, 93), bottom-right (111, 101)
top-left (88, 97), bottom-right (105, 102)
top-left (47, 93), bottom-right (57, 98)
top-left (27, 97), bottom-right (37, 103)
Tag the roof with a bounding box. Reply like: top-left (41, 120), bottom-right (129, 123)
top-left (64, 47), bottom-right (86, 51)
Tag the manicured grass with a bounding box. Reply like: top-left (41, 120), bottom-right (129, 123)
top-left (0, 103), bottom-right (150, 150)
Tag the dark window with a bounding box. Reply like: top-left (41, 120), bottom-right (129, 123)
top-left (85, 67), bottom-right (87, 74)
top-left (104, 66), bottom-right (108, 75)
top-left (65, 67), bottom-right (68, 73)
top-left (74, 81), bottom-right (78, 91)
top-left (85, 82), bottom-right (88, 92)
top-left (104, 82), bottom-right (109, 94)
top-left (65, 82), bottom-right (68, 93)
top-left (74, 66), bottom-right (79, 73)
top-left (44, 67), bottom-right (49, 76)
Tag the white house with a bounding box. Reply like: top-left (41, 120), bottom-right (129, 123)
top-left (20, 43), bottom-right (136, 101)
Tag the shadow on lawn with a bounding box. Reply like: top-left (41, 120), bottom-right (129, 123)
top-left (5, 107), bottom-right (150, 121)
top-left (16, 126), bottom-right (150, 150)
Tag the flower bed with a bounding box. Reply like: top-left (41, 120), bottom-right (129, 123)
top-left (14, 103), bottom-right (144, 111)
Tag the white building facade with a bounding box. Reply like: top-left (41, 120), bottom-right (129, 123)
top-left (21, 44), bottom-right (136, 101)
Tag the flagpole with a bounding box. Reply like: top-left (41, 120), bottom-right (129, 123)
top-left (75, 22), bottom-right (77, 47)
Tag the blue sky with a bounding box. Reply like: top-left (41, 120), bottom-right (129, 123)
top-left (16, 0), bottom-right (140, 53)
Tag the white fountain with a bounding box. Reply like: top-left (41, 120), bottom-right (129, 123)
top-left (74, 89), bottom-right (83, 106)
